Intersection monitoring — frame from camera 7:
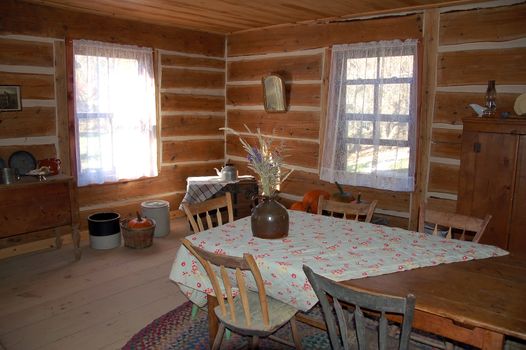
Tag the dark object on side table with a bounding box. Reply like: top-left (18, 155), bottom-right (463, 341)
top-left (212, 178), bottom-right (258, 220)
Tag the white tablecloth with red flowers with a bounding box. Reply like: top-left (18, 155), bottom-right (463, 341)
top-left (169, 210), bottom-right (507, 312)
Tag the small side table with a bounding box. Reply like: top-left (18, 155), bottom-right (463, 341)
top-left (180, 176), bottom-right (258, 220)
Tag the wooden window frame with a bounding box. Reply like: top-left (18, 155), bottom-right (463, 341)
top-left (65, 38), bottom-right (160, 187)
top-left (337, 52), bottom-right (417, 176)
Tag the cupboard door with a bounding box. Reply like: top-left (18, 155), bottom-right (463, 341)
top-left (509, 136), bottom-right (526, 256)
top-left (458, 131), bottom-right (518, 249)
top-left (0, 182), bottom-right (71, 238)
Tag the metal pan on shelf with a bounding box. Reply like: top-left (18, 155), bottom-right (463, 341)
top-left (8, 150), bottom-right (37, 175)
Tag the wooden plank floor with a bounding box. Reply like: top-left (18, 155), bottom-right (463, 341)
top-left (0, 220), bottom-right (190, 350)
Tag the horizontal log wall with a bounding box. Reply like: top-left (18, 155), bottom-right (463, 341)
top-left (226, 14), bottom-right (424, 228)
top-left (1, 0), bottom-right (226, 234)
top-left (0, 36), bottom-right (60, 178)
top-left (78, 46), bottom-right (226, 229)
top-left (2, 0), bottom-right (525, 242)
top-left (426, 1), bottom-right (526, 213)
top-left (78, 45), bottom-right (226, 229)
top-left (226, 2), bottom-right (526, 227)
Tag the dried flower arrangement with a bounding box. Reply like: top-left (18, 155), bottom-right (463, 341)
top-left (222, 126), bottom-right (293, 197)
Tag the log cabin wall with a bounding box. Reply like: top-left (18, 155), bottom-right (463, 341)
top-left (1, 0), bottom-right (524, 237)
top-left (226, 14), bottom-right (424, 228)
top-left (0, 0), bottom-right (226, 231)
top-left (225, 1), bottom-right (526, 229)
top-left (424, 1), bottom-right (526, 216)
top-left (0, 37), bottom-right (60, 170)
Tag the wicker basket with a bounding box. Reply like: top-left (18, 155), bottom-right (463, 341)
top-left (120, 218), bottom-right (156, 249)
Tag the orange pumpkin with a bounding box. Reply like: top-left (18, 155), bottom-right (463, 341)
top-left (290, 202), bottom-right (306, 211)
top-left (302, 190), bottom-right (330, 213)
top-left (128, 211), bottom-right (153, 229)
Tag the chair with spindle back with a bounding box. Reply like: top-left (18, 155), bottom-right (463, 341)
top-left (182, 193), bottom-right (235, 320)
top-left (181, 239), bottom-right (302, 350)
top-left (303, 265), bottom-right (416, 350)
top-left (317, 197), bottom-right (378, 223)
top-left (182, 192), bottom-right (234, 233)
top-left (417, 204), bottom-right (491, 243)
top-left (417, 206), bottom-right (492, 350)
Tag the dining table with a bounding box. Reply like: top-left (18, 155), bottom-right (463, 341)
top-left (169, 210), bottom-right (524, 349)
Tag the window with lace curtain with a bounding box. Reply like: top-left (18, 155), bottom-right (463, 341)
top-left (73, 40), bottom-right (158, 186)
top-left (320, 39), bottom-right (418, 192)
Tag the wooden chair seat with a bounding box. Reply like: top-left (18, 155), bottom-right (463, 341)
top-left (215, 289), bottom-right (298, 337)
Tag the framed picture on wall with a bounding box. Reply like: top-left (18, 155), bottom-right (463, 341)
top-left (262, 75), bottom-right (286, 113)
top-left (0, 85), bottom-right (22, 111)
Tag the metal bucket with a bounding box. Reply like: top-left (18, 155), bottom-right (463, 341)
top-left (141, 200), bottom-right (170, 237)
top-left (0, 168), bottom-right (19, 184)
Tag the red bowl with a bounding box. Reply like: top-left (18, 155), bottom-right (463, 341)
top-left (38, 158), bottom-right (61, 175)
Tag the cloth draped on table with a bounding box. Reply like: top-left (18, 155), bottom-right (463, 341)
top-left (170, 210), bottom-right (507, 312)
top-left (179, 175), bottom-right (254, 209)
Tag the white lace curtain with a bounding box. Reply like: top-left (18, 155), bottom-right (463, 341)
top-left (73, 40), bottom-right (157, 186)
top-left (320, 39), bottom-right (418, 192)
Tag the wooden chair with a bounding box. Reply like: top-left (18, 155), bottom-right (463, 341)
top-left (417, 204), bottom-right (491, 243)
top-left (317, 197), bottom-right (378, 223)
top-left (182, 193), bottom-right (235, 320)
top-left (416, 206), bottom-right (492, 350)
top-left (182, 192), bottom-right (234, 233)
top-left (181, 239), bottom-right (302, 350)
top-left (303, 265), bottom-right (415, 350)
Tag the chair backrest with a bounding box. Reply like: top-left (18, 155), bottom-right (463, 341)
top-left (182, 192), bottom-right (234, 233)
top-left (181, 238), bottom-right (270, 327)
top-left (303, 265), bottom-right (415, 350)
top-left (318, 197), bottom-right (378, 223)
top-left (417, 204), bottom-right (491, 243)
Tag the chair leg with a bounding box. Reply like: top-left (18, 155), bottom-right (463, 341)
top-left (290, 317), bottom-right (303, 349)
top-left (212, 323), bottom-right (226, 350)
top-left (191, 304), bottom-right (200, 320)
top-left (250, 336), bottom-right (259, 350)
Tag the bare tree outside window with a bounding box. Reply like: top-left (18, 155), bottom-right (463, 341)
top-left (321, 40), bottom-right (418, 192)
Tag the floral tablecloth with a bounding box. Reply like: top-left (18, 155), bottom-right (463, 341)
top-left (169, 210), bottom-right (507, 312)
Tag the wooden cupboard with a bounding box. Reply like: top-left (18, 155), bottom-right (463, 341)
top-left (458, 118), bottom-right (526, 256)
top-left (0, 175), bottom-right (81, 259)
